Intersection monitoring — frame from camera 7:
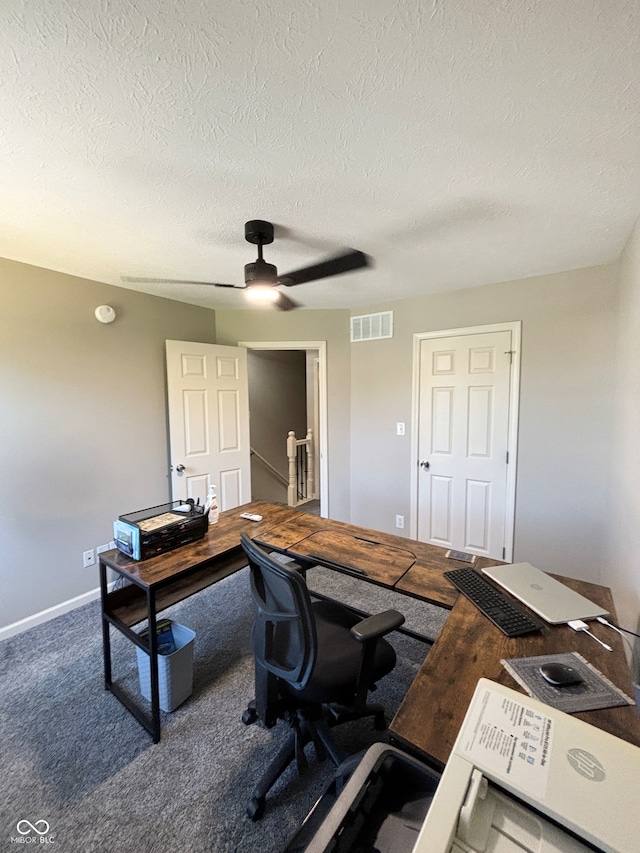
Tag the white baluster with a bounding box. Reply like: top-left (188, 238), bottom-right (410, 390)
top-left (287, 430), bottom-right (297, 506)
top-left (305, 429), bottom-right (314, 500)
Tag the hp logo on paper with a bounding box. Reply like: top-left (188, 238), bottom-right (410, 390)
top-left (567, 748), bottom-right (606, 781)
top-left (11, 820), bottom-right (54, 844)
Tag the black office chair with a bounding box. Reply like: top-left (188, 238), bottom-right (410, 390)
top-left (240, 532), bottom-right (405, 820)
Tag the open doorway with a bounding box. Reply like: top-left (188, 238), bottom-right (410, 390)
top-left (240, 340), bottom-right (328, 517)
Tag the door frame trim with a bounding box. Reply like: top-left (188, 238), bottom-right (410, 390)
top-left (239, 340), bottom-right (328, 518)
top-left (409, 322), bottom-right (521, 561)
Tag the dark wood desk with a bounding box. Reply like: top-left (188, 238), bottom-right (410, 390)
top-left (264, 513), bottom-right (640, 762)
top-left (100, 501), bottom-right (640, 760)
top-left (389, 574), bottom-right (640, 767)
top-left (251, 511), bottom-right (501, 608)
top-left (99, 502), bottom-right (299, 742)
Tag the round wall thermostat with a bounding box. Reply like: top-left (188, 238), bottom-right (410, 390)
top-left (95, 305), bottom-right (116, 324)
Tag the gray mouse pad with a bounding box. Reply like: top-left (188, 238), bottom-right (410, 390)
top-left (501, 652), bottom-right (633, 712)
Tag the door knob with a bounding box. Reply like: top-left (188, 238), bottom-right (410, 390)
top-left (420, 460), bottom-right (430, 469)
top-left (175, 464), bottom-right (186, 473)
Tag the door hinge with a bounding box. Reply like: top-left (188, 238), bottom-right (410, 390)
top-left (506, 451), bottom-right (509, 464)
top-left (502, 547), bottom-right (506, 560)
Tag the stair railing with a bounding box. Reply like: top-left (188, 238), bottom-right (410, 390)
top-left (250, 447), bottom-right (289, 488)
top-left (287, 429), bottom-right (315, 507)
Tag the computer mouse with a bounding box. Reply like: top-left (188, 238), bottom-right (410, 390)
top-left (538, 662), bottom-right (584, 687)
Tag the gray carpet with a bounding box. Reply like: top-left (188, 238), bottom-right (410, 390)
top-left (0, 566), bottom-right (447, 852)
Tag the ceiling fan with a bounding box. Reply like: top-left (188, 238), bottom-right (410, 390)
top-left (122, 220), bottom-right (371, 311)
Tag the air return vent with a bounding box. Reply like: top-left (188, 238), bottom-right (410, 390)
top-left (350, 311), bottom-right (394, 343)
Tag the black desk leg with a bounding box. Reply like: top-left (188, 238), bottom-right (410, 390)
top-left (99, 558), bottom-right (162, 743)
top-left (99, 558), bottom-right (112, 689)
top-left (146, 588), bottom-right (161, 743)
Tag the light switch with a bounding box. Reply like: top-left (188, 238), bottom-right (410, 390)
top-left (396, 422), bottom-right (405, 436)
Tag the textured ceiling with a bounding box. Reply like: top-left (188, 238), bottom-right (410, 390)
top-left (1, 0), bottom-right (639, 310)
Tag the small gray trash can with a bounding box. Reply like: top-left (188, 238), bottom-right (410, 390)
top-left (136, 621), bottom-right (196, 712)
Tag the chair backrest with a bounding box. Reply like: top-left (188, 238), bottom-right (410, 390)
top-left (240, 533), bottom-right (318, 690)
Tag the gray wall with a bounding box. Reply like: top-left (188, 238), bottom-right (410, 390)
top-left (607, 217), bottom-right (640, 654)
top-left (348, 265), bottom-right (619, 585)
top-left (0, 257), bottom-right (217, 631)
top-left (216, 265), bottom-right (620, 588)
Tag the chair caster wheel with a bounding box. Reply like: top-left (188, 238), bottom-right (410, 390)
top-left (242, 707), bottom-right (258, 725)
top-left (247, 796), bottom-right (265, 821)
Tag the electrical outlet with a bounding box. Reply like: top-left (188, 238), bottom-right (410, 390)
top-left (395, 515), bottom-right (405, 529)
top-left (396, 422), bottom-right (405, 436)
top-left (83, 549), bottom-right (96, 568)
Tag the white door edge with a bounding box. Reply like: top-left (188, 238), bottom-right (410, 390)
top-left (239, 340), bottom-right (329, 518)
top-left (409, 322), bottom-right (521, 561)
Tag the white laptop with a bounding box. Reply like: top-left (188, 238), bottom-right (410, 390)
top-left (412, 679), bottom-right (640, 853)
top-left (481, 562), bottom-right (609, 624)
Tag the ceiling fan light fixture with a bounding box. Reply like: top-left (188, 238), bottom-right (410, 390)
top-left (122, 220), bottom-right (370, 312)
top-left (245, 284), bottom-right (279, 303)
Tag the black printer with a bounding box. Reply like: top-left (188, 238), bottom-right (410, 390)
top-left (113, 501), bottom-right (208, 560)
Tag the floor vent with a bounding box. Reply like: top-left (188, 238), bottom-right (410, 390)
top-left (350, 311), bottom-right (393, 342)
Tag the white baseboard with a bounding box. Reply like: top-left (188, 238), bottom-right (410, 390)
top-left (0, 584), bottom-right (110, 643)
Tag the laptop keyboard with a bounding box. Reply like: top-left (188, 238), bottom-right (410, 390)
top-left (444, 568), bottom-right (543, 637)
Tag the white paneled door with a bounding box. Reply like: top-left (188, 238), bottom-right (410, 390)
top-left (165, 341), bottom-right (251, 510)
top-left (416, 328), bottom-right (517, 561)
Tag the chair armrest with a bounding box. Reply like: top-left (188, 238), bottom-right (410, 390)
top-left (350, 609), bottom-right (405, 643)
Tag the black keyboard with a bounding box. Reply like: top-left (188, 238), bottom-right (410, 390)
top-left (444, 568), bottom-right (543, 637)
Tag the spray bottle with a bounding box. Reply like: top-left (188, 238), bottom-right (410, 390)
top-left (206, 484), bottom-right (219, 524)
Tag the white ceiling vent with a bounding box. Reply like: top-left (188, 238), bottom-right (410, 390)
top-left (350, 311), bottom-right (394, 343)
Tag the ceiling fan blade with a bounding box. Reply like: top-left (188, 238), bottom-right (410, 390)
top-left (274, 291), bottom-right (299, 311)
top-left (278, 249), bottom-right (370, 287)
top-left (121, 276), bottom-right (238, 288)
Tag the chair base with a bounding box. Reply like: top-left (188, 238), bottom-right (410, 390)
top-left (243, 701), bottom-right (387, 821)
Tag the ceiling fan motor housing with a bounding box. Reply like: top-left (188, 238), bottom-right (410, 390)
top-left (245, 259), bottom-right (278, 285)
